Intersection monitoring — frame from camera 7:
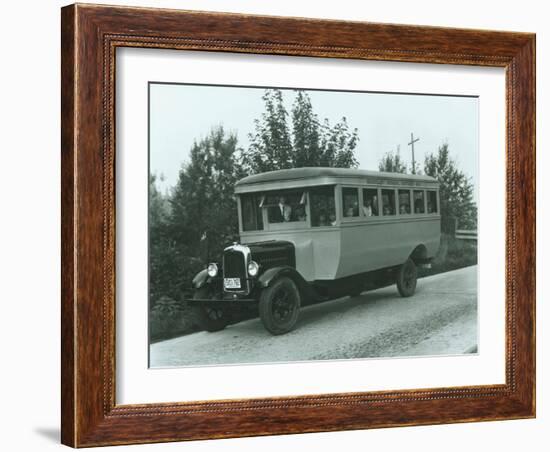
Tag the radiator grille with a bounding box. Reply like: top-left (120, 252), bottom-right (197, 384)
top-left (223, 249), bottom-right (247, 292)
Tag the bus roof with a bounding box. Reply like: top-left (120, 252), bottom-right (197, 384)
top-left (235, 167), bottom-right (438, 194)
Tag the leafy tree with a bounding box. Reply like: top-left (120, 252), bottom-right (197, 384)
top-left (170, 126), bottom-right (243, 264)
top-left (244, 89), bottom-right (359, 172)
top-left (410, 159), bottom-right (422, 175)
top-left (149, 127), bottom-right (244, 336)
top-left (319, 117), bottom-right (360, 168)
top-left (424, 142), bottom-right (477, 229)
top-left (149, 174), bottom-right (178, 303)
top-left (242, 89), bottom-right (293, 173)
top-left (378, 146), bottom-right (407, 173)
top-left (149, 173), bottom-right (170, 229)
top-left (291, 91), bottom-right (322, 167)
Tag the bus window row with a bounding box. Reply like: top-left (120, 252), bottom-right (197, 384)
top-left (341, 187), bottom-right (438, 219)
top-left (240, 186), bottom-right (438, 231)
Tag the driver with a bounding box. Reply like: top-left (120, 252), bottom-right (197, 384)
top-left (278, 196), bottom-right (292, 222)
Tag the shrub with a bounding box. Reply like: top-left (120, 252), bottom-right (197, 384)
top-left (419, 233), bottom-right (477, 277)
top-left (149, 296), bottom-right (200, 342)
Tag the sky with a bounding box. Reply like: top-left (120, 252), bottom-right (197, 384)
top-left (149, 83), bottom-right (478, 199)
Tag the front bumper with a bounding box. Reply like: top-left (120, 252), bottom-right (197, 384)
top-left (187, 297), bottom-right (258, 308)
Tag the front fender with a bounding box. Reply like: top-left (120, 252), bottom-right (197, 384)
top-left (192, 269), bottom-right (223, 292)
top-left (257, 266), bottom-right (320, 302)
top-left (192, 269), bottom-right (210, 289)
top-left (257, 266), bottom-right (297, 288)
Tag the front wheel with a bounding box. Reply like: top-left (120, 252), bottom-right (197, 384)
top-left (259, 277), bottom-right (301, 335)
top-left (192, 288), bottom-right (229, 332)
top-left (396, 258), bottom-right (417, 297)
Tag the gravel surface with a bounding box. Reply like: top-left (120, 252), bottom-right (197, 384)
top-left (150, 265), bottom-right (478, 368)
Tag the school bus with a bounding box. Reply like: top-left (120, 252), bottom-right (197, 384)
top-left (190, 167), bottom-right (441, 335)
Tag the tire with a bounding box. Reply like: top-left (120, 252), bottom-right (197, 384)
top-left (396, 258), bottom-right (418, 297)
top-left (192, 287), bottom-right (229, 332)
top-left (259, 277), bottom-right (301, 335)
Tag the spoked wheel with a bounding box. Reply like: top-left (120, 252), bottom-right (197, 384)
top-left (259, 277), bottom-right (301, 335)
top-left (396, 258), bottom-right (418, 297)
top-left (192, 288), bottom-right (229, 332)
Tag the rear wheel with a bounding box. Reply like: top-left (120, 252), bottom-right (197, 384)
top-left (396, 258), bottom-right (417, 297)
top-left (259, 277), bottom-right (301, 335)
top-left (192, 288), bottom-right (229, 332)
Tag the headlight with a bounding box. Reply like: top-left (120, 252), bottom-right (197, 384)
top-left (207, 263), bottom-right (218, 277)
top-left (247, 260), bottom-right (259, 277)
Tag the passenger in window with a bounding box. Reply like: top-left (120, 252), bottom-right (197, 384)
top-left (362, 197), bottom-right (378, 217)
top-left (362, 201), bottom-right (372, 217)
top-left (371, 196), bottom-right (378, 215)
top-left (344, 202), bottom-right (358, 217)
top-left (310, 186), bottom-right (336, 227)
top-left (363, 192), bottom-right (378, 216)
top-left (329, 213), bottom-right (336, 226)
top-left (426, 191), bottom-right (438, 213)
top-left (277, 196), bottom-right (292, 222)
top-left (296, 206), bottom-right (306, 221)
top-left (399, 204), bottom-right (410, 214)
top-left (414, 199), bottom-right (424, 213)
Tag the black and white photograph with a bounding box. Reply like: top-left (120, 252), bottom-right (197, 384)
top-left (1, 0), bottom-right (542, 450)
top-left (148, 83), bottom-right (479, 368)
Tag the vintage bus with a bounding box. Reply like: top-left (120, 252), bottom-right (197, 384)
top-left (190, 167), bottom-right (441, 335)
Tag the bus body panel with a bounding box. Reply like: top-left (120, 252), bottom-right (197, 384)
top-left (242, 215), bottom-right (440, 282)
top-left (336, 216), bottom-right (440, 279)
top-left (241, 228), bottom-right (341, 282)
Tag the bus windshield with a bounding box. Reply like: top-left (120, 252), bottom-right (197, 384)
top-left (241, 193), bottom-right (264, 231)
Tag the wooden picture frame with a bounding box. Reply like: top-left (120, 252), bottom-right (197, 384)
top-left (61, 3), bottom-right (535, 447)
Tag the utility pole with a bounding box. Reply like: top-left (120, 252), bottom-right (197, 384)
top-left (408, 132), bottom-right (420, 174)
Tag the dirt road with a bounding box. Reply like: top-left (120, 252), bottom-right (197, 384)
top-left (150, 265), bottom-right (477, 367)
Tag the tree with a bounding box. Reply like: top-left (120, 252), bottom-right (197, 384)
top-left (243, 89), bottom-right (360, 173)
top-left (378, 146), bottom-right (407, 173)
top-left (149, 174), bottom-right (178, 303)
top-left (291, 90), bottom-right (322, 167)
top-left (424, 142), bottom-right (477, 229)
top-left (149, 173), bottom-right (170, 229)
top-left (149, 128), bottom-right (244, 335)
top-left (170, 126), bottom-right (243, 264)
top-left (319, 117), bottom-right (360, 168)
top-left (242, 89), bottom-right (293, 173)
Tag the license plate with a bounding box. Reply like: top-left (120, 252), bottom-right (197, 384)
top-left (224, 278), bottom-right (241, 289)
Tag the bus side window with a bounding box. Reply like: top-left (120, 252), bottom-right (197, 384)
top-left (427, 190), bottom-right (438, 213)
top-left (342, 187), bottom-right (360, 218)
top-left (413, 190), bottom-right (425, 214)
top-left (381, 189), bottom-right (396, 216)
top-left (265, 191), bottom-right (306, 223)
top-left (362, 189), bottom-right (379, 216)
top-left (398, 189), bottom-right (411, 214)
top-left (310, 186), bottom-right (336, 227)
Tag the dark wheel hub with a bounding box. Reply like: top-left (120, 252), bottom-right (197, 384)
top-left (259, 276), bottom-right (301, 335)
top-left (396, 257), bottom-right (418, 297)
top-left (272, 288), bottom-right (294, 322)
top-left (403, 265), bottom-right (415, 290)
